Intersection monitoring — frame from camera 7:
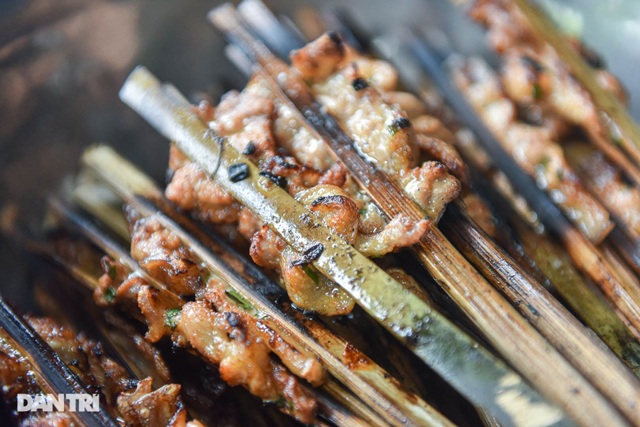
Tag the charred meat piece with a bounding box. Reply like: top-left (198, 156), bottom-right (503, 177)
top-left (251, 185), bottom-right (427, 315)
top-left (294, 35), bottom-right (462, 219)
top-left (117, 377), bottom-right (204, 427)
top-left (96, 211), bottom-right (323, 423)
top-left (128, 210), bottom-right (206, 296)
top-left (164, 34), bottom-right (449, 315)
top-left (470, 0), bottom-right (628, 130)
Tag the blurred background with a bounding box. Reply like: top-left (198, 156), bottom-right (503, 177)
top-left (1, 0), bottom-right (639, 308)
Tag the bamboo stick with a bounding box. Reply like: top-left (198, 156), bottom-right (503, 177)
top-left (259, 42), bottom-right (640, 427)
top-left (357, 24), bottom-right (640, 377)
top-left (451, 0), bottom-right (640, 183)
top-left (460, 165), bottom-right (640, 374)
top-left (609, 228), bottom-right (640, 277)
top-left (441, 206), bottom-right (640, 402)
top-left (47, 199), bottom-right (371, 427)
top-left (118, 65), bottom-right (575, 425)
top-left (209, 6), bottom-right (638, 425)
top-left (238, 0), bottom-right (640, 385)
top-left (79, 146), bottom-right (455, 427)
top-left (408, 33), bottom-right (640, 340)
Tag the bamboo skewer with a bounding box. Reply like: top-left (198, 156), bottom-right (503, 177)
top-left (442, 206), bottom-right (640, 388)
top-left (451, 1), bottom-right (640, 271)
top-left (211, 5), bottom-right (640, 425)
top-left (47, 197), bottom-right (374, 427)
top-left (0, 298), bottom-right (119, 427)
top-left (79, 145), bottom-right (455, 427)
top-left (609, 228), bottom-right (640, 277)
top-left (118, 65), bottom-right (576, 425)
top-left (228, 10), bottom-right (534, 426)
top-left (364, 22), bottom-right (640, 369)
top-left (456, 153), bottom-right (640, 373)
top-left (29, 277), bottom-right (174, 390)
top-left (244, 0), bottom-right (640, 376)
top-left (407, 34), bottom-right (640, 337)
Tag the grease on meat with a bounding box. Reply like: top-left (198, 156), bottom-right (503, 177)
top-left (164, 33), bottom-right (463, 317)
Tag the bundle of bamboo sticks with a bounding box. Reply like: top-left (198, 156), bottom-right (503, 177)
top-left (3, 1), bottom-right (640, 426)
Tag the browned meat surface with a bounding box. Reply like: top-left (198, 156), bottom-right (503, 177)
top-left (259, 154), bottom-right (323, 196)
top-left (178, 301), bottom-right (276, 397)
top-left (166, 161), bottom-right (243, 224)
top-left (117, 377), bottom-right (200, 427)
top-left (354, 213), bottom-right (429, 257)
top-left (494, 46), bottom-right (640, 243)
top-left (412, 114), bottom-right (470, 183)
top-left (25, 316), bottom-right (130, 406)
top-left (309, 66), bottom-right (419, 175)
top-left (212, 88), bottom-right (275, 137)
top-left (469, 0), bottom-right (544, 54)
top-left (137, 285), bottom-right (183, 343)
top-left (203, 282), bottom-right (326, 387)
top-left (290, 31), bottom-right (348, 81)
top-left (0, 336), bottom-right (72, 427)
top-left (129, 210), bottom-right (206, 296)
top-left (500, 51), bottom-right (597, 128)
top-left (162, 33), bottom-right (463, 316)
top-left (97, 210), bottom-right (323, 423)
top-left (273, 104), bottom-right (334, 170)
top-left (164, 83), bottom-right (278, 225)
top-left (250, 226), bottom-right (287, 271)
top-left (452, 57), bottom-right (613, 242)
top-left (0, 338), bottom-right (39, 399)
top-left (294, 34), bottom-right (462, 219)
top-left (176, 300), bottom-right (317, 424)
top-left (397, 161), bottom-right (461, 221)
top-left (566, 142), bottom-right (640, 239)
top-left (251, 185), bottom-right (427, 315)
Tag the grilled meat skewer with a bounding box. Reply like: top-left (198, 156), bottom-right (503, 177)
top-left (0, 299), bottom-right (204, 427)
top-left (214, 6), bottom-right (640, 425)
top-left (466, 0), bottom-right (640, 173)
top-left (55, 175), bottom-right (458, 426)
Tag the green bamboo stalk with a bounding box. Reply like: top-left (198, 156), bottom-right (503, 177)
top-left (209, 7), bottom-right (636, 425)
top-left (47, 200), bottom-right (367, 427)
top-left (79, 146), bottom-right (455, 427)
top-left (118, 66), bottom-right (571, 426)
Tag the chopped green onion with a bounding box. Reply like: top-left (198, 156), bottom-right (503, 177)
top-left (225, 288), bottom-right (253, 311)
top-left (104, 287), bottom-right (116, 303)
top-left (302, 265), bottom-right (320, 285)
top-left (164, 308), bottom-right (181, 330)
top-left (532, 82), bottom-right (543, 100)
